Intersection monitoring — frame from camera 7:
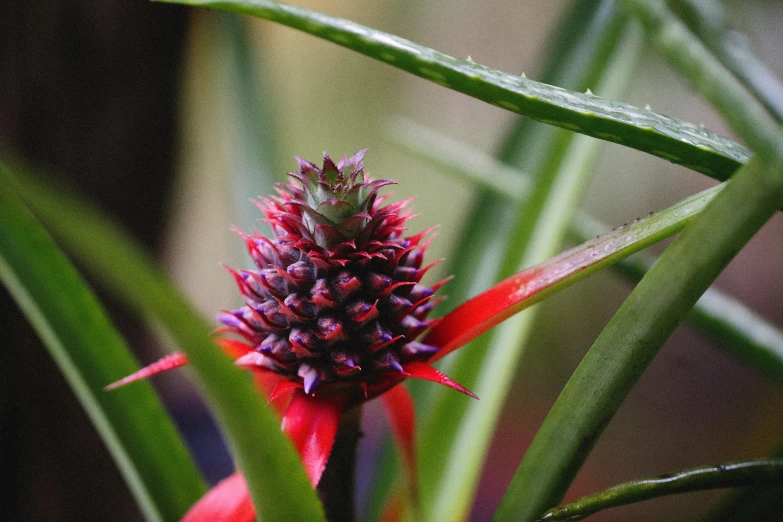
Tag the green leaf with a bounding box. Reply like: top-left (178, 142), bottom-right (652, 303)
top-left (421, 182), bottom-right (715, 356)
top-left (1, 159), bottom-right (326, 522)
top-left (619, 0), bottom-right (783, 165)
top-left (156, 0), bottom-right (750, 181)
top-left (704, 447), bottom-right (783, 522)
top-left (540, 458), bottom-right (783, 521)
top-left (671, 0), bottom-right (783, 124)
top-left (492, 154), bottom-right (783, 521)
top-left (0, 168), bottom-right (206, 522)
top-left (214, 12), bottom-right (281, 234)
top-left (389, 122), bottom-right (783, 385)
top-left (415, 9), bottom-right (645, 519)
top-left (386, 117), bottom-right (529, 200)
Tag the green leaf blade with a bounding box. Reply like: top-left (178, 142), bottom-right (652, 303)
top-left (0, 173), bottom-right (207, 522)
top-left (540, 458), bottom-right (783, 521)
top-left (159, 0), bottom-right (750, 181)
top-left (492, 155), bottom-right (783, 522)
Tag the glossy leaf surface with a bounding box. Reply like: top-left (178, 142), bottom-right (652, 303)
top-left (540, 458), bottom-right (783, 521)
top-left (159, 0), bottom-right (750, 181)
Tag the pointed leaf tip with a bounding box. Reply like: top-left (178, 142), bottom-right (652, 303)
top-left (321, 152), bottom-right (339, 176)
top-left (403, 361), bottom-right (478, 399)
top-left (104, 352), bottom-right (189, 391)
top-left (294, 156), bottom-right (319, 175)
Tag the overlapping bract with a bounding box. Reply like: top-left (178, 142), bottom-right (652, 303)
top-left (217, 150), bottom-right (449, 403)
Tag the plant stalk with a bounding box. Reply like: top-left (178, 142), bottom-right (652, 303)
top-left (317, 406), bottom-right (363, 522)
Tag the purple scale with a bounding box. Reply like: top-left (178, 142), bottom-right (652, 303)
top-left (360, 321), bottom-right (392, 346)
top-left (393, 266), bottom-right (419, 282)
top-left (400, 341), bottom-right (438, 359)
top-left (287, 260), bottom-right (315, 284)
top-left (260, 268), bottom-right (288, 295)
top-left (366, 272), bottom-right (392, 294)
top-left (283, 293), bottom-right (317, 319)
top-left (408, 284), bottom-right (434, 302)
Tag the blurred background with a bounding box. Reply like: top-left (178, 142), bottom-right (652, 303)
top-left (1, 0), bottom-right (782, 520)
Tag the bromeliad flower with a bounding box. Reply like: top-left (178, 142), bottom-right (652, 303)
top-left (214, 149), bottom-right (474, 410)
top-left (108, 150), bottom-right (481, 519)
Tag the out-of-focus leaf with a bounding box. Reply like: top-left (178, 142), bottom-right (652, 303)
top-left (0, 171), bottom-right (206, 522)
top-left (671, 0), bottom-right (783, 123)
top-left (214, 13), bottom-right (281, 234)
top-left (1, 159), bottom-right (326, 522)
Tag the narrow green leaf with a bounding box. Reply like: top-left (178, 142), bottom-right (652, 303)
top-left (417, 12), bottom-right (645, 520)
top-left (0, 170), bottom-right (206, 521)
top-left (619, 0), bottom-right (783, 165)
top-left (671, 0), bottom-right (783, 124)
top-left (389, 124), bottom-right (783, 385)
top-left (386, 117), bottom-right (529, 200)
top-left (705, 447), bottom-right (783, 522)
top-left (365, 1), bottom-right (630, 515)
top-left (492, 154), bottom-right (783, 521)
top-left (215, 12), bottom-right (281, 234)
top-left (540, 459), bottom-right (783, 521)
top-left (157, 0), bottom-right (751, 181)
top-left (423, 183), bottom-right (723, 358)
top-left (1, 160), bottom-right (326, 522)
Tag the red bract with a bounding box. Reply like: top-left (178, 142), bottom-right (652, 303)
top-left (181, 472), bottom-right (254, 522)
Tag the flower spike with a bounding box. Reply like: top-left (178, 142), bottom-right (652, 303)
top-left (107, 152), bottom-right (485, 521)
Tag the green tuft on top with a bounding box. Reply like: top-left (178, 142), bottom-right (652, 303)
top-left (288, 150), bottom-right (394, 248)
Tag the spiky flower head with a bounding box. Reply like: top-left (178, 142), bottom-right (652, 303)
top-left (218, 150), bottom-right (446, 404)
